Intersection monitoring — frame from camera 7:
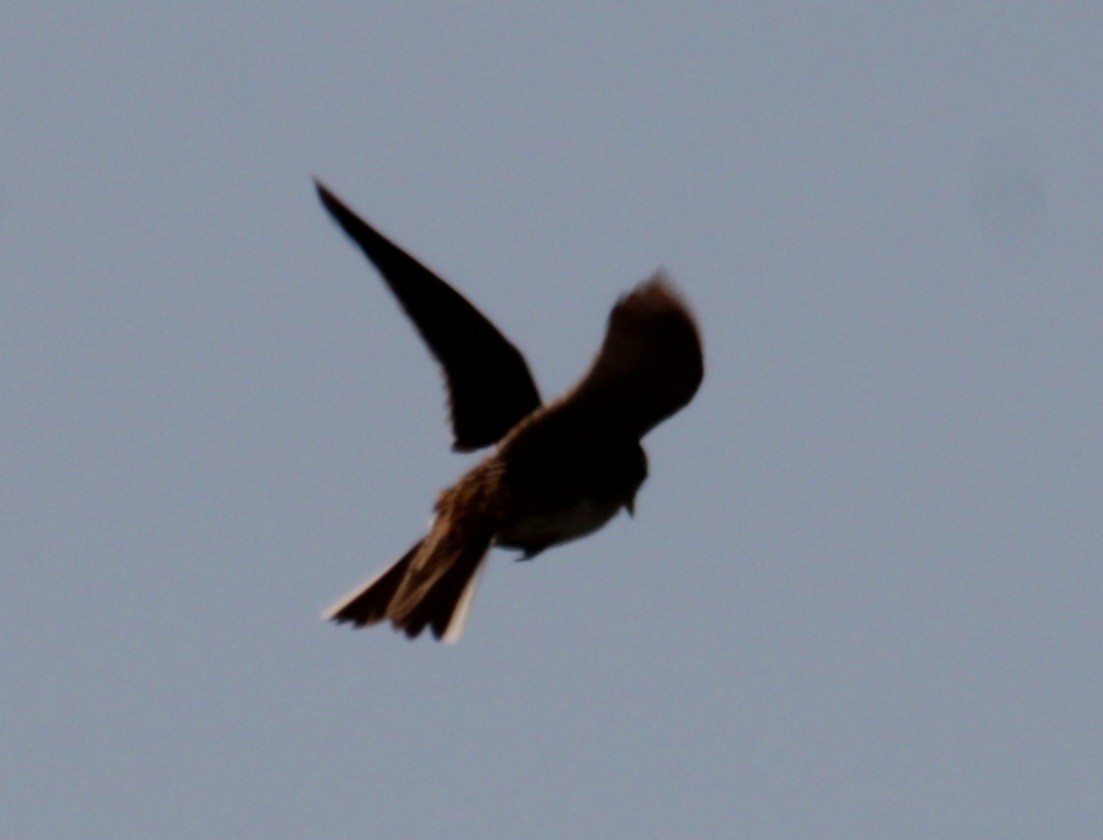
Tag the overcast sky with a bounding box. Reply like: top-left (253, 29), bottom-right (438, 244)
top-left (3, 4), bottom-right (1101, 838)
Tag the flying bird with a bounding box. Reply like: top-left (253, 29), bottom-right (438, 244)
top-left (315, 181), bottom-right (703, 642)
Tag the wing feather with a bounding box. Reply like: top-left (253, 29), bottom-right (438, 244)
top-left (315, 181), bottom-right (542, 450)
top-left (559, 274), bottom-right (703, 439)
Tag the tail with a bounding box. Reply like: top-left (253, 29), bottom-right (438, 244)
top-left (324, 520), bottom-right (493, 643)
top-left (323, 540), bottom-right (424, 629)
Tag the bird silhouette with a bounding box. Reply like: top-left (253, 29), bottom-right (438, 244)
top-left (316, 181), bottom-right (703, 642)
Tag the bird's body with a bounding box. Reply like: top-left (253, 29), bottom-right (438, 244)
top-left (315, 181), bottom-right (702, 642)
top-left (491, 405), bottom-right (648, 556)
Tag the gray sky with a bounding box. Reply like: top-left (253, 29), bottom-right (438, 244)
top-left (4, 4), bottom-right (1101, 838)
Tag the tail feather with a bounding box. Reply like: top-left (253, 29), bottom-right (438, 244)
top-left (326, 469), bottom-right (501, 642)
top-left (324, 540), bottom-right (423, 627)
top-left (440, 560), bottom-right (487, 643)
top-left (324, 522), bottom-right (493, 642)
top-left (389, 524), bottom-right (493, 642)
top-left (394, 547), bottom-right (489, 641)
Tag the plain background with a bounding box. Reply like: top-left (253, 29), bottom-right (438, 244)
top-left (3, 4), bottom-right (1101, 838)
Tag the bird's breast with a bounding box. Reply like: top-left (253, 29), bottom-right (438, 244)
top-left (496, 497), bottom-right (625, 554)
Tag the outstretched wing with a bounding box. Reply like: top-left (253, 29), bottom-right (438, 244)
top-left (558, 274), bottom-right (703, 439)
top-left (315, 181), bottom-right (542, 451)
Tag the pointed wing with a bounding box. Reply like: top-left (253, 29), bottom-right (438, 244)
top-left (315, 181), bottom-right (542, 450)
top-left (559, 274), bottom-right (703, 439)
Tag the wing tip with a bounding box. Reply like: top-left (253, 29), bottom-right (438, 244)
top-left (624, 270), bottom-right (693, 313)
top-left (313, 178), bottom-right (349, 221)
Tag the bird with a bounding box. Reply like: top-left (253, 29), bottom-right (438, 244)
top-left (315, 180), bottom-right (703, 642)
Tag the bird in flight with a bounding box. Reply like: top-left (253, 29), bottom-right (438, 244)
top-left (315, 181), bottom-right (703, 642)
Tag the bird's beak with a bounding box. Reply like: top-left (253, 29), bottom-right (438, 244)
top-left (625, 497), bottom-right (636, 518)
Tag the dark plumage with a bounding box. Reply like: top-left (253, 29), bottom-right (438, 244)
top-left (316, 181), bottom-right (703, 641)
